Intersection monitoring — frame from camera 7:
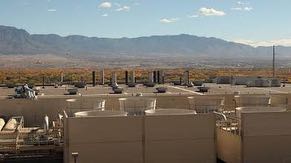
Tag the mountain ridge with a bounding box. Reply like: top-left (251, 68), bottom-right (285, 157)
top-left (0, 25), bottom-right (290, 58)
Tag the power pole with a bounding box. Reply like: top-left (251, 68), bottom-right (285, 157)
top-left (272, 45), bottom-right (276, 78)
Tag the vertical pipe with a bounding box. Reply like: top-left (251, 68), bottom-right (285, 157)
top-left (125, 71), bottom-right (128, 85)
top-left (153, 71), bottom-right (157, 83)
top-left (157, 71), bottom-right (160, 84)
top-left (42, 75), bottom-right (45, 88)
top-left (92, 71), bottom-right (96, 87)
top-left (183, 70), bottom-right (189, 85)
top-left (60, 72), bottom-right (64, 83)
top-left (111, 72), bottom-right (117, 84)
top-left (100, 69), bottom-right (104, 85)
top-left (160, 70), bottom-right (165, 84)
top-left (131, 71), bottom-right (135, 84)
top-left (148, 71), bottom-right (154, 83)
top-left (273, 45), bottom-right (276, 78)
top-left (187, 70), bottom-right (190, 85)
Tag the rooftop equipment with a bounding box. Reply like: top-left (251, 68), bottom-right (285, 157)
top-left (234, 95), bottom-right (270, 107)
top-left (157, 71), bottom-right (160, 83)
top-left (187, 81), bottom-right (194, 87)
top-left (145, 109), bottom-right (196, 116)
top-left (100, 69), bottom-right (104, 85)
top-left (66, 98), bottom-right (106, 111)
top-left (217, 105), bottom-right (291, 163)
top-left (112, 87), bottom-right (123, 94)
top-left (125, 71), bottom-right (129, 85)
top-left (270, 78), bottom-right (281, 87)
top-left (153, 71), bottom-right (157, 83)
top-left (144, 72), bottom-right (155, 87)
top-left (270, 95), bottom-right (288, 108)
top-left (127, 82), bottom-right (136, 87)
top-left (246, 78), bottom-right (271, 87)
top-left (130, 71), bottom-right (136, 84)
top-left (2, 116), bottom-right (24, 131)
top-left (60, 72), bottom-right (64, 83)
top-left (74, 81), bottom-right (86, 88)
top-left (155, 87), bottom-right (167, 93)
top-left (235, 107), bottom-right (286, 118)
top-left (0, 118), bottom-right (5, 131)
top-left (144, 82), bottom-right (155, 87)
top-left (182, 70), bottom-right (190, 86)
top-left (173, 80), bottom-right (181, 85)
top-left (67, 88), bottom-right (78, 95)
top-left (118, 97), bottom-right (156, 116)
top-left (44, 115), bottom-right (49, 133)
top-left (197, 86), bottom-right (209, 93)
top-left (188, 96), bottom-right (225, 113)
top-left (93, 99), bottom-right (106, 110)
top-left (33, 87), bottom-right (40, 95)
top-left (74, 110), bottom-right (127, 117)
top-left (231, 76), bottom-right (260, 85)
top-left (110, 72), bottom-right (118, 87)
top-left (6, 82), bottom-right (16, 88)
top-left (92, 71), bottom-right (96, 87)
top-left (148, 72), bottom-right (154, 83)
top-left (216, 76), bottom-right (231, 84)
top-left (158, 70), bottom-right (165, 84)
top-left (193, 81), bottom-right (203, 86)
top-left (14, 84), bottom-right (37, 99)
top-left (126, 71), bottom-right (136, 87)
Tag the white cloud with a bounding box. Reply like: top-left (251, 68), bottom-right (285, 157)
top-left (233, 39), bottom-right (291, 47)
top-left (102, 13), bottom-right (108, 17)
top-left (232, 1), bottom-right (253, 12)
top-left (244, 7), bottom-right (253, 11)
top-left (160, 18), bottom-right (179, 24)
top-left (188, 14), bottom-right (199, 18)
top-left (231, 7), bottom-right (243, 11)
top-left (116, 5), bottom-right (130, 12)
top-left (98, 2), bottom-right (112, 9)
top-left (231, 6), bottom-right (253, 11)
top-left (199, 7), bottom-right (225, 16)
top-left (237, 1), bottom-right (250, 5)
top-left (47, 9), bottom-right (56, 12)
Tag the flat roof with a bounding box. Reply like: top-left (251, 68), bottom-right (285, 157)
top-left (0, 83), bottom-right (290, 99)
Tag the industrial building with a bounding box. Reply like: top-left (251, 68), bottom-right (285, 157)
top-left (0, 76), bottom-right (291, 163)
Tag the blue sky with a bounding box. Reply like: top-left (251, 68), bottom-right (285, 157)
top-left (1, 0), bottom-right (291, 46)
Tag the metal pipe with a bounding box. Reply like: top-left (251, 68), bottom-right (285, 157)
top-left (100, 69), bottom-right (104, 85)
top-left (273, 45), bottom-right (276, 78)
top-left (213, 111), bottom-right (227, 121)
top-left (92, 71), bottom-right (96, 87)
top-left (153, 71), bottom-right (157, 83)
top-left (125, 71), bottom-right (128, 85)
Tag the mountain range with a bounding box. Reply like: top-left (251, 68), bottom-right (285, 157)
top-left (0, 25), bottom-right (290, 58)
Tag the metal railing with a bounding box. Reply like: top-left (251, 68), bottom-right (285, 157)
top-left (216, 113), bottom-right (241, 136)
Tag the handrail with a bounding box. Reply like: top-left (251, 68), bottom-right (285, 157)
top-left (213, 111), bottom-right (227, 121)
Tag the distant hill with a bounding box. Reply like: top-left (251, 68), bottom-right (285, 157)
top-left (0, 25), bottom-right (290, 58)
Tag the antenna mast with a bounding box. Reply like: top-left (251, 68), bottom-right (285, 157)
top-left (272, 45), bottom-right (275, 78)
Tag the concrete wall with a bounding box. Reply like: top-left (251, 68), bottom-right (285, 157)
top-left (288, 94), bottom-right (291, 110)
top-left (64, 114), bottom-right (216, 163)
top-left (0, 94), bottom-right (289, 127)
top-left (218, 111), bottom-right (291, 163)
top-left (145, 114), bottom-right (216, 163)
top-left (241, 112), bottom-right (291, 163)
top-left (216, 129), bottom-right (242, 163)
top-left (64, 116), bottom-right (143, 163)
top-left (0, 95), bottom-right (229, 126)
